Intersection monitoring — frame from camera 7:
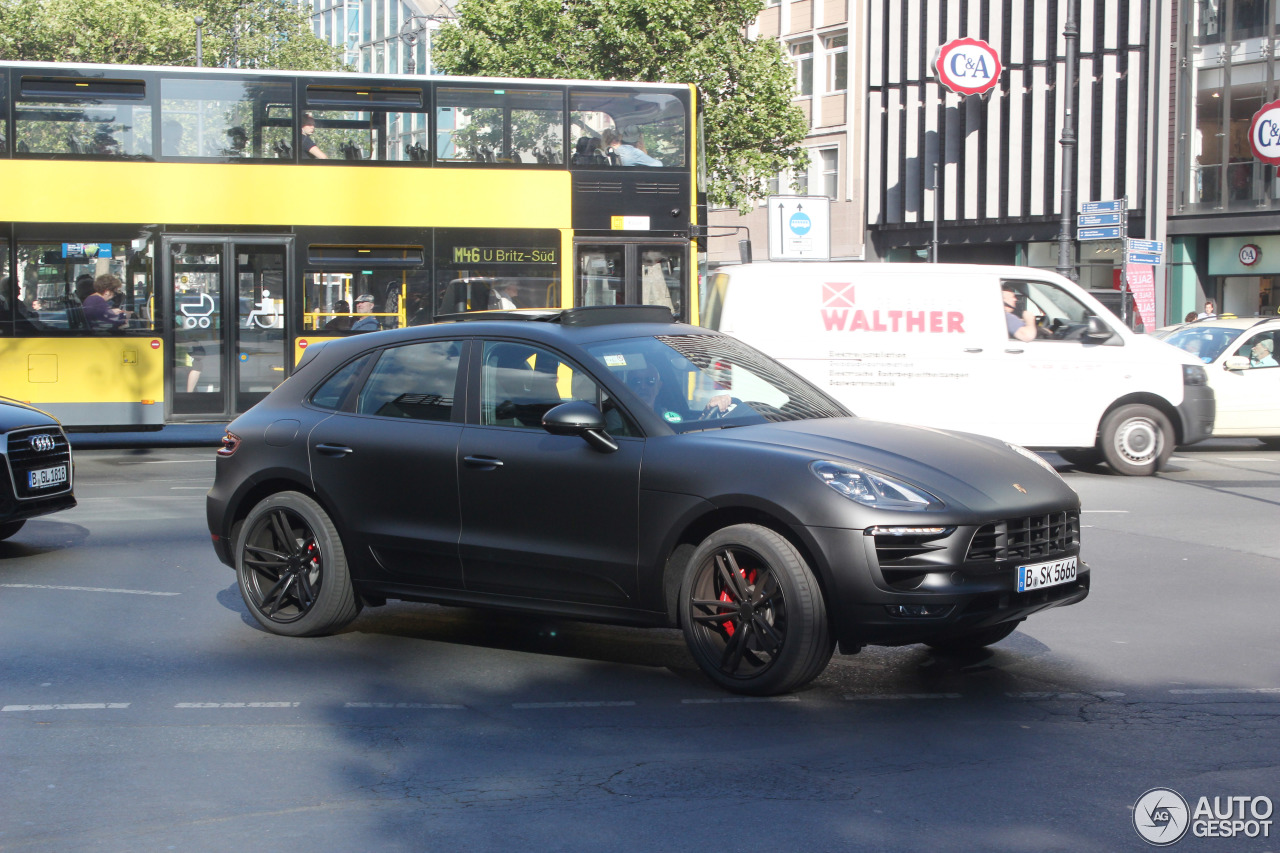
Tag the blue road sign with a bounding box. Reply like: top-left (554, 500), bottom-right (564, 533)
top-left (1078, 226), bottom-right (1123, 241)
top-left (1126, 252), bottom-right (1163, 265)
top-left (1078, 213), bottom-right (1122, 227)
top-left (1127, 238), bottom-right (1165, 255)
top-left (1081, 199), bottom-right (1124, 214)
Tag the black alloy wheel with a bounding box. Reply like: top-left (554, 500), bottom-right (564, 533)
top-left (235, 491), bottom-right (360, 637)
top-left (680, 524), bottom-right (832, 695)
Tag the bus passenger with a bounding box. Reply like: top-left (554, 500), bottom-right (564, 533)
top-left (223, 127), bottom-right (248, 157)
top-left (605, 125), bottom-right (662, 167)
top-left (83, 274), bottom-right (131, 330)
top-left (351, 294), bottom-right (379, 331)
top-left (301, 114), bottom-right (328, 160)
top-left (323, 300), bottom-right (352, 331)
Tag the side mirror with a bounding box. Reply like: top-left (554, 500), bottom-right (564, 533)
top-left (542, 401), bottom-right (619, 453)
top-left (1224, 355), bottom-right (1251, 371)
top-left (1082, 315), bottom-right (1115, 343)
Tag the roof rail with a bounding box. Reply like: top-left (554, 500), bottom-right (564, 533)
top-left (434, 306), bottom-right (677, 326)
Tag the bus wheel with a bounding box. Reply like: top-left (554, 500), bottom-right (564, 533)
top-left (679, 524), bottom-right (833, 695)
top-left (235, 491), bottom-right (361, 637)
top-left (1100, 404), bottom-right (1173, 476)
top-left (0, 520), bottom-right (25, 541)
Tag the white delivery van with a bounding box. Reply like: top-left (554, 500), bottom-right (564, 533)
top-left (703, 262), bottom-right (1215, 475)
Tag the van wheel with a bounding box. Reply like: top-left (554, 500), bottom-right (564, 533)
top-left (680, 524), bottom-right (834, 695)
top-left (235, 491), bottom-right (361, 637)
top-left (1100, 404), bottom-right (1173, 476)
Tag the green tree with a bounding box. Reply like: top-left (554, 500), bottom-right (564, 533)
top-left (0, 0), bottom-right (342, 71)
top-left (432, 0), bottom-right (809, 210)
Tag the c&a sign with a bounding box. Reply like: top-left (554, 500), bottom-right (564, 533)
top-left (934, 37), bottom-right (1002, 97)
top-left (1249, 98), bottom-right (1280, 165)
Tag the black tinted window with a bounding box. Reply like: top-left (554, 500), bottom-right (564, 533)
top-left (311, 354), bottom-right (372, 410)
top-left (356, 341), bottom-right (462, 420)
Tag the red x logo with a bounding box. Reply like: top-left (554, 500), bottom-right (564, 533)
top-left (823, 282), bottom-right (855, 308)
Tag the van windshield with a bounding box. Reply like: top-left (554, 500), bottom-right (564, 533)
top-left (585, 332), bottom-right (849, 431)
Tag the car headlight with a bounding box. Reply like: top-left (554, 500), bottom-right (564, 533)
top-left (809, 461), bottom-right (943, 511)
top-left (1182, 363), bottom-right (1208, 386)
top-left (1003, 441), bottom-right (1064, 479)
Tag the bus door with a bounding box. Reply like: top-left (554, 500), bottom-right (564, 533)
top-left (574, 240), bottom-right (687, 320)
top-left (163, 236), bottom-right (292, 420)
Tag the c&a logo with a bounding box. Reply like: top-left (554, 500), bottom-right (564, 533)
top-left (1134, 788), bottom-right (1190, 846)
top-left (1249, 98), bottom-right (1280, 166)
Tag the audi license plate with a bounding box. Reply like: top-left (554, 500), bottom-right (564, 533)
top-left (28, 465), bottom-right (67, 489)
top-left (1016, 556), bottom-right (1078, 593)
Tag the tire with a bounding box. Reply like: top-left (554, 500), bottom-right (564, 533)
top-left (925, 620), bottom-right (1022, 652)
top-left (680, 524), bottom-right (834, 695)
top-left (1056, 448), bottom-right (1103, 469)
top-left (235, 491), bottom-right (361, 637)
top-left (0, 520), bottom-right (25, 541)
top-left (1099, 404), bottom-right (1174, 476)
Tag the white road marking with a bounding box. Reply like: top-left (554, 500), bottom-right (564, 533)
top-left (0, 584), bottom-right (179, 596)
top-left (843, 693), bottom-right (962, 700)
top-left (682, 696), bottom-right (801, 704)
top-left (1081, 510), bottom-right (1130, 513)
top-left (512, 701), bottom-right (637, 709)
top-left (3, 703), bottom-right (129, 712)
top-left (345, 702), bottom-right (466, 710)
top-left (134, 460), bottom-right (215, 464)
top-left (169, 486), bottom-right (210, 490)
top-left (174, 702), bottom-right (300, 709)
top-left (1169, 687), bottom-right (1280, 695)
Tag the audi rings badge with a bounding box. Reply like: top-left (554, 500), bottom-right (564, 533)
top-left (179, 292), bottom-right (216, 329)
top-left (29, 433), bottom-right (57, 454)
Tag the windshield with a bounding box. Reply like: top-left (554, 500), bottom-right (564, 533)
top-left (1163, 326), bottom-right (1240, 363)
top-left (584, 333), bottom-right (848, 432)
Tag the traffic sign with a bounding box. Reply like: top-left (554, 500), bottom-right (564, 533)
top-left (1126, 252), bottom-right (1164, 265)
top-left (1127, 238), bottom-right (1165, 255)
top-left (1078, 213), bottom-right (1122, 227)
top-left (767, 195), bottom-right (830, 261)
top-left (1078, 226), bottom-right (1123, 241)
top-left (1080, 199), bottom-right (1124, 214)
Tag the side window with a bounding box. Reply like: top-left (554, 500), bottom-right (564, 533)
top-left (569, 91), bottom-right (685, 168)
top-left (1240, 331), bottom-right (1278, 367)
top-left (15, 76), bottom-right (151, 157)
top-left (160, 76), bottom-right (292, 160)
top-left (355, 341), bottom-right (463, 420)
top-left (480, 341), bottom-right (639, 435)
top-left (436, 87), bottom-right (564, 165)
top-left (14, 237), bottom-right (155, 335)
top-left (1011, 280), bottom-right (1098, 342)
top-left (304, 84), bottom-right (429, 163)
top-left (310, 354), bottom-right (373, 410)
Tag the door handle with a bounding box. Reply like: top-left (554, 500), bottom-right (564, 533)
top-left (463, 455), bottom-right (504, 470)
top-left (314, 443), bottom-right (354, 456)
top-left (963, 348), bottom-right (984, 353)
top-left (1004, 348), bottom-right (1025, 354)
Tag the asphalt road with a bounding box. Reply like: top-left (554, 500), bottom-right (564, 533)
top-left (1, 440), bottom-right (1278, 852)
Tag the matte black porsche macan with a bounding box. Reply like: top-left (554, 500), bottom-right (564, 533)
top-left (207, 307), bottom-right (1089, 695)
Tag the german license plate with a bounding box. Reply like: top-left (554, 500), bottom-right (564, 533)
top-left (1016, 556), bottom-right (1078, 593)
top-left (28, 465), bottom-right (67, 489)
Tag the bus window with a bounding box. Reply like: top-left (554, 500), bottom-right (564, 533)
top-left (160, 76), bottom-right (292, 160)
top-left (303, 269), bottom-right (429, 332)
top-left (434, 229), bottom-right (562, 315)
top-left (304, 84), bottom-right (428, 163)
top-left (569, 91), bottom-right (685, 168)
top-left (0, 69), bottom-right (7, 156)
top-left (435, 87), bottom-right (564, 165)
top-left (14, 237), bottom-right (154, 334)
top-left (15, 76), bottom-right (152, 158)
top-left (0, 241), bottom-right (11, 336)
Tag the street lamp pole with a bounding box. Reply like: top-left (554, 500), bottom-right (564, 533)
top-left (1056, 0), bottom-right (1080, 281)
top-left (194, 16), bottom-right (204, 67)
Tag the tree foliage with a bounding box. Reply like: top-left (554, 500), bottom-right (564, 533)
top-left (0, 0), bottom-right (343, 71)
top-left (432, 0), bottom-right (809, 210)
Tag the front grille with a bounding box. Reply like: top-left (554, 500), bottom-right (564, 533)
top-left (5, 427), bottom-right (73, 499)
top-left (966, 510), bottom-right (1079, 563)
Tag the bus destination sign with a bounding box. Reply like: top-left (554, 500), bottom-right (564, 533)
top-left (451, 247), bottom-right (556, 265)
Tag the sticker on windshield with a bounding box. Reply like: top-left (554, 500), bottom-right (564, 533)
top-left (602, 354), bottom-right (628, 367)
top-left (663, 411), bottom-right (683, 423)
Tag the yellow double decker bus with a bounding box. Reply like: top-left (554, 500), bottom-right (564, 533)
top-left (0, 60), bottom-right (704, 427)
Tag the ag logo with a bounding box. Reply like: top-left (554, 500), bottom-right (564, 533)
top-left (1133, 787), bottom-right (1190, 846)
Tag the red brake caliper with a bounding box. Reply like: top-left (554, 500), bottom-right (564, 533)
top-left (719, 567), bottom-right (757, 636)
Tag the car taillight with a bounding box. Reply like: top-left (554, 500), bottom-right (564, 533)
top-left (217, 431), bottom-right (241, 457)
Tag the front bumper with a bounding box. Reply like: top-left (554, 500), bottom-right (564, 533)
top-left (1176, 383), bottom-right (1215, 445)
top-left (804, 518), bottom-right (1089, 650)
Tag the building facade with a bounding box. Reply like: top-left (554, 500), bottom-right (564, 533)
top-left (1169, 0), bottom-right (1280, 320)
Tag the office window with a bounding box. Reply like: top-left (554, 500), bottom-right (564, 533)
top-left (825, 34), bottom-right (848, 93)
top-left (791, 40), bottom-right (814, 97)
top-left (818, 148), bottom-right (839, 198)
